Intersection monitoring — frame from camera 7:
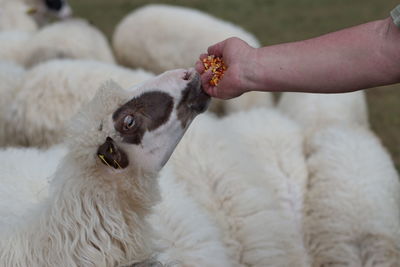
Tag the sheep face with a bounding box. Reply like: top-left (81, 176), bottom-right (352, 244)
top-left (69, 68), bottom-right (209, 175)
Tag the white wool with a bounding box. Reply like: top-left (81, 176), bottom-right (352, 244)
top-left (23, 19), bottom-right (115, 67)
top-left (170, 109), bottom-right (310, 266)
top-left (0, 148), bottom-right (232, 267)
top-left (0, 145), bottom-right (67, 231)
top-left (150, 166), bottom-right (233, 266)
top-left (0, 31), bottom-right (33, 65)
top-left (0, 1), bottom-right (38, 32)
top-left (112, 4), bottom-right (260, 74)
top-left (208, 91), bottom-right (274, 116)
top-left (0, 61), bottom-right (25, 146)
top-left (3, 59), bottom-right (154, 148)
top-left (304, 124), bottom-right (400, 265)
top-left (0, 19), bottom-right (114, 68)
top-left (277, 91), bottom-right (369, 133)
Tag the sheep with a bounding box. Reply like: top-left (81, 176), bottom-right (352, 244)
top-left (0, 148), bottom-right (232, 267)
top-left (169, 108), bottom-right (311, 267)
top-left (0, 19), bottom-right (115, 68)
top-left (303, 124), bottom-right (400, 266)
top-left (0, 67), bottom-right (214, 266)
top-left (0, 61), bottom-right (26, 147)
top-left (3, 59), bottom-right (154, 148)
top-left (0, 1), bottom-right (38, 32)
top-left (22, 19), bottom-right (115, 67)
top-left (277, 91), bottom-right (369, 136)
top-left (278, 91), bottom-right (400, 265)
top-left (112, 4), bottom-right (260, 74)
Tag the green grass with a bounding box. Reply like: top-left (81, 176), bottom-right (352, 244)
top-left (69, 0), bottom-right (400, 172)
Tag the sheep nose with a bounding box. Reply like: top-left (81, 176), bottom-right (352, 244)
top-left (182, 68), bottom-right (198, 81)
top-left (185, 71), bottom-right (210, 113)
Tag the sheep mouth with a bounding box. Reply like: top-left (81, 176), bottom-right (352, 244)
top-left (176, 70), bottom-right (210, 128)
top-left (184, 70), bottom-right (210, 113)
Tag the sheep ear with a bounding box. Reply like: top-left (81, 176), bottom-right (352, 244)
top-left (97, 136), bottom-right (129, 169)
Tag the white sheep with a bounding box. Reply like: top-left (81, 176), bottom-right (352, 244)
top-left (0, 68), bottom-right (217, 266)
top-left (112, 4), bottom-right (260, 74)
top-left (170, 108), bottom-right (311, 267)
top-left (304, 124), bottom-right (400, 266)
top-left (277, 91), bottom-right (369, 135)
top-left (0, 61), bottom-right (25, 147)
top-left (3, 59), bottom-right (154, 148)
top-left (0, 149), bottom-right (232, 267)
top-left (23, 19), bottom-right (115, 67)
top-left (0, 19), bottom-right (115, 68)
top-left (278, 91), bottom-right (400, 265)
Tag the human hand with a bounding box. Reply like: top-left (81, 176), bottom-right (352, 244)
top-left (195, 37), bottom-right (257, 99)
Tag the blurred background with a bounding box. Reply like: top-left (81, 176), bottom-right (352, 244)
top-left (70, 0), bottom-right (400, 172)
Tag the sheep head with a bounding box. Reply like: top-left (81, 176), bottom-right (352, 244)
top-left (67, 68), bottom-right (209, 177)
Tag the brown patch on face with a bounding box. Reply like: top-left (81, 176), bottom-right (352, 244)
top-left (113, 91), bottom-right (174, 145)
top-left (97, 136), bottom-right (129, 169)
top-left (177, 75), bottom-right (210, 128)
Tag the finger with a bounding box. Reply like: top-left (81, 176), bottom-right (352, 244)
top-left (194, 60), bottom-right (204, 73)
top-left (212, 77), bottom-right (234, 99)
top-left (201, 69), bottom-right (213, 87)
top-left (212, 72), bottom-right (236, 100)
top-left (200, 70), bottom-right (215, 95)
top-left (207, 39), bottom-right (228, 57)
top-left (208, 85), bottom-right (224, 98)
top-left (199, 53), bottom-right (208, 60)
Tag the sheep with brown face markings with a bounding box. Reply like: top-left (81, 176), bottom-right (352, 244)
top-left (0, 68), bottom-right (215, 266)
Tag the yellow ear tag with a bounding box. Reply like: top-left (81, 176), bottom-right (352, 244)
top-left (113, 160), bottom-right (122, 169)
top-left (98, 153), bottom-right (112, 168)
top-left (26, 7), bottom-right (38, 15)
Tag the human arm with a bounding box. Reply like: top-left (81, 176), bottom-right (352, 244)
top-left (196, 17), bottom-right (400, 99)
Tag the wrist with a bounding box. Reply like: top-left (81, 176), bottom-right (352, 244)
top-left (375, 17), bottom-right (400, 81)
top-left (240, 47), bottom-right (268, 92)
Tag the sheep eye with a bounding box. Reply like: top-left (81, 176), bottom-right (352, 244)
top-left (123, 115), bottom-right (135, 130)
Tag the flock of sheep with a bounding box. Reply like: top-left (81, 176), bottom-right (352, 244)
top-left (0, 0), bottom-right (399, 266)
